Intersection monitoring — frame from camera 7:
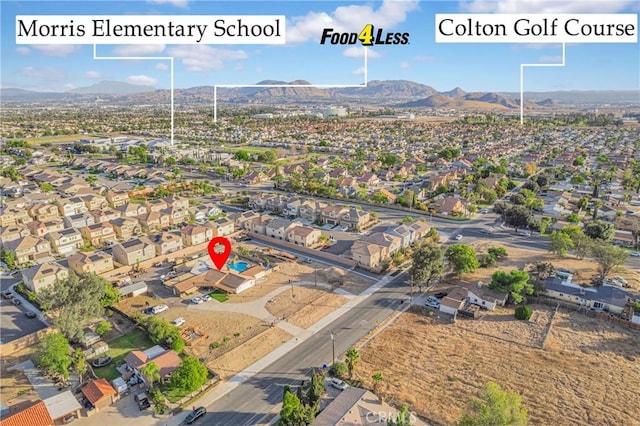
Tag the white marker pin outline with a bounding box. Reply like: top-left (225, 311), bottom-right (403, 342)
top-left (520, 42), bottom-right (566, 124)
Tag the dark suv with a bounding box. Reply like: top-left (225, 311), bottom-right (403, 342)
top-left (185, 407), bottom-right (207, 424)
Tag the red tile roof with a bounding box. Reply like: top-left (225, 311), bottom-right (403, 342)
top-left (81, 378), bottom-right (116, 404)
top-left (0, 401), bottom-right (53, 426)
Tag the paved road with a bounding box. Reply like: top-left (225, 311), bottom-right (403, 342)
top-left (194, 272), bottom-right (410, 426)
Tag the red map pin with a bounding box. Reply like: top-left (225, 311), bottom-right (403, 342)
top-left (207, 236), bottom-right (232, 271)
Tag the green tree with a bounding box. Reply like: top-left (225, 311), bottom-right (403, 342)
top-left (71, 348), bottom-right (88, 384)
top-left (145, 317), bottom-right (184, 351)
top-left (387, 406), bottom-right (413, 426)
top-left (140, 361), bottom-right (161, 388)
top-left (39, 182), bottom-right (54, 192)
top-left (1, 248), bottom-right (16, 270)
top-left (487, 247), bottom-right (507, 259)
top-left (37, 332), bottom-right (71, 381)
top-left (445, 244), bottom-right (479, 276)
top-left (372, 371), bottom-right (383, 395)
top-left (458, 381), bottom-right (528, 426)
top-left (583, 221), bottom-right (614, 241)
top-left (95, 321), bottom-right (112, 336)
top-left (306, 369), bottom-right (326, 408)
top-left (345, 347), bottom-right (359, 380)
top-left (489, 270), bottom-right (533, 304)
top-left (504, 205), bottom-right (532, 232)
top-left (514, 305), bottom-right (532, 320)
top-left (590, 244), bottom-right (629, 280)
top-left (548, 231), bottom-right (574, 257)
top-left (569, 231), bottom-right (594, 259)
top-left (279, 389), bottom-right (307, 426)
top-left (39, 272), bottom-right (107, 342)
top-left (330, 361), bottom-right (348, 379)
top-left (101, 282), bottom-right (121, 307)
top-left (409, 243), bottom-right (445, 287)
top-left (169, 357), bottom-right (208, 393)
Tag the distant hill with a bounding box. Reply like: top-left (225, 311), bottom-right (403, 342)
top-left (70, 81), bottom-right (155, 95)
top-left (464, 92), bottom-right (519, 108)
top-left (333, 80), bottom-right (438, 99)
top-left (398, 93), bottom-right (510, 109)
top-left (441, 87), bottom-right (466, 98)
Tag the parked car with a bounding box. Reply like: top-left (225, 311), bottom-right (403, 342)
top-left (2, 291), bottom-right (13, 299)
top-left (303, 258), bottom-right (313, 263)
top-left (190, 296), bottom-right (203, 305)
top-left (454, 234), bottom-right (463, 240)
top-left (134, 392), bottom-right (150, 411)
top-left (25, 311), bottom-right (37, 318)
top-left (185, 406), bottom-right (207, 424)
top-left (91, 356), bottom-right (113, 368)
top-left (330, 378), bottom-right (348, 390)
top-left (153, 262), bottom-right (164, 267)
top-left (200, 294), bottom-right (212, 302)
top-left (631, 251), bottom-right (640, 257)
top-left (12, 299), bottom-right (21, 306)
top-left (516, 230), bottom-right (531, 236)
top-left (481, 228), bottom-right (494, 234)
top-left (172, 317), bottom-right (186, 327)
top-left (433, 292), bottom-right (448, 299)
top-left (150, 304), bottom-right (169, 314)
top-left (425, 296), bottom-right (440, 309)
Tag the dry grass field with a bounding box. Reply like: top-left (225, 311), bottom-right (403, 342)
top-left (266, 287), bottom-right (347, 329)
top-left (354, 306), bottom-right (640, 426)
top-left (0, 348), bottom-right (33, 405)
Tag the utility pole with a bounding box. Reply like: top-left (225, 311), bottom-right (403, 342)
top-left (330, 331), bottom-right (335, 363)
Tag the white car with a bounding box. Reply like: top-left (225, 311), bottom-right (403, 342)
top-left (190, 296), bottom-right (203, 305)
top-left (425, 296), bottom-right (440, 309)
top-left (172, 317), bottom-right (185, 327)
top-left (631, 251), bottom-right (640, 257)
top-left (454, 234), bottom-right (463, 241)
top-left (200, 294), bottom-right (212, 302)
top-left (330, 378), bottom-right (348, 390)
top-left (481, 228), bottom-right (494, 234)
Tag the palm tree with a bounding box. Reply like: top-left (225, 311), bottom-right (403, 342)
top-left (371, 371), bottom-right (383, 395)
top-left (140, 362), bottom-right (161, 389)
top-left (345, 348), bottom-right (359, 379)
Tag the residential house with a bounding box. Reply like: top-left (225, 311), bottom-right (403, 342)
top-left (228, 210), bottom-right (260, 230)
top-left (283, 199), bottom-right (304, 217)
top-left (215, 272), bottom-right (256, 294)
top-left (374, 188), bottom-right (397, 203)
top-left (28, 204), bottom-right (60, 222)
top-left (80, 223), bottom-right (116, 246)
top-left (112, 238), bottom-right (157, 266)
top-left (287, 226), bottom-right (322, 247)
top-left (439, 287), bottom-right (469, 316)
top-left (349, 240), bottom-right (388, 269)
top-left (245, 214), bottom-right (273, 234)
top-left (106, 190), bottom-right (129, 207)
top-left (80, 379), bottom-right (117, 412)
top-left (124, 346), bottom-right (182, 384)
top-left (321, 205), bottom-right (349, 226)
top-left (431, 196), bottom-right (468, 216)
top-left (138, 211), bottom-right (171, 231)
top-left (89, 208), bottom-right (120, 224)
top-left (56, 197), bottom-right (88, 217)
top-left (160, 206), bottom-right (189, 226)
top-left (266, 218), bottom-right (301, 240)
top-left (363, 232), bottom-right (402, 256)
top-left (109, 217), bottom-right (141, 239)
top-left (115, 203), bottom-right (147, 218)
top-left (299, 200), bottom-right (326, 222)
top-left (21, 262), bottom-right (69, 293)
top-left (357, 172), bottom-right (381, 187)
top-left (63, 212), bottom-right (95, 229)
top-left (67, 251), bottom-right (114, 275)
top-left (0, 400), bottom-right (54, 426)
top-left (0, 207), bottom-right (32, 227)
top-left (144, 232), bottom-right (183, 256)
top-left (408, 220), bottom-right (431, 243)
top-left (545, 273), bottom-right (635, 314)
top-left (26, 219), bottom-right (65, 237)
top-left (46, 228), bottom-right (83, 255)
top-left (387, 225), bottom-right (412, 248)
top-left (4, 236), bottom-right (51, 266)
top-left (81, 194), bottom-right (108, 211)
top-left (467, 283), bottom-right (509, 310)
top-left (181, 225), bottom-right (214, 247)
top-left (0, 225), bottom-right (30, 243)
top-left (163, 196), bottom-right (189, 210)
top-left (213, 217), bottom-right (235, 236)
top-left (144, 199), bottom-right (168, 213)
top-left (340, 207), bottom-right (370, 230)
top-left (612, 230), bottom-right (636, 248)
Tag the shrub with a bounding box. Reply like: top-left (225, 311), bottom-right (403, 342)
top-left (329, 361), bottom-right (348, 379)
top-left (95, 321), bottom-right (112, 336)
top-left (515, 305), bottom-right (532, 320)
top-left (210, 342), bottom-right (220, 349)
top-left (479, 253), bottom-right (497, 268)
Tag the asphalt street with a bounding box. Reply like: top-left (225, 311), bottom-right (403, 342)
top-left (194, 272), bottom-right (410, 426)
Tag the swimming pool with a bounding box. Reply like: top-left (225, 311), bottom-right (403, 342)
top-left (227, 261), bottom-right (249, 273)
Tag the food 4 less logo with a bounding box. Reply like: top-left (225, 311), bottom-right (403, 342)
top-left (320, 24), bottom-right (409, 46)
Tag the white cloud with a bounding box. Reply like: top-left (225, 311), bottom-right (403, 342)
top-left (113, 44), bottom-right (166, 56)
top-left (62, 83), bottom-right (76, 91)
top-left (287, 0), bottom-right (419, 44)
top-left (400, 61), bottom-right (410, 69)
top-left (16, 47), bottom-right (31, 56)
top-left (460, 0), bottom-right (636, 13)
top-left (155, 63), bottom-right (169, 71)
top-left (147, 0), bottom-right (188, 7)
top-left (125, 75), bottom-right (158, 87)
top-left (352, 66), bottom-right (365, 75)
top-left (32, 45), bottom-right (80, 57)
top-left (343, 46), bottom-right (380, 59)
top-left (20, 66), bottom-right (66, 81)
top-left (538, 55), bottom-right (563, 63)
top-left (166, 45), bottom-right (247, 72)
top-left (84, 70), bottom-right (102, 79)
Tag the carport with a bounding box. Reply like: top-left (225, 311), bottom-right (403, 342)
top-left (44, 390), bottom-right (82, 424)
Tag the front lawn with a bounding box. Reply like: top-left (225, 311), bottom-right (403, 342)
top-left (209, 291), bottom-right (228, 303)
top-left (93, 329), bottom-right (154, 381)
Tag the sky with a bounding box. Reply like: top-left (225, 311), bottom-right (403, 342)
top-left (1, 0), bottom-right (639, 93)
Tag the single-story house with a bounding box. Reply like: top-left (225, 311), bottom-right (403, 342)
top-left (80, 378), bottom-right (118, 411)
top-left (118, 281), bottom-right (148, 298)
top-left (544, 274), bottom-right (635, 315)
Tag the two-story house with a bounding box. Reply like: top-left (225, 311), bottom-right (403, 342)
top-left (57, 197), bottom-right (88, 217)
top-left (0, 207), bottom-right (32, 227)
top-left (4, 235), bottom-right (52, 266)
top-left (163, 196), bottom-right (189, 211)
top-left (214, 217), bottom-right (235, 236)
top-left (80, 223), bottom-right (116, 246)
top-left (68, 251), bottom-right (114, 275)
top-left (321, 206), bottom-right (349, 226)
top-left (0, 225), bottom-right (30, 243)
top-left (46, 228), bottom-right (83, 255)
top-left (109, 217), bottom-right (141, 240)
top-left (28, 204), bottom-right (60, 222)
top-left (21, 262), bottom-right (69, 293)
top-left (339, 207), bottom-right (370, 231)
top-left (115, 203), bottom-right (147, 218)
top-left (266, 218), bottom-right (302, 240)
top-left (143, 232), bottom-right (183, 256)
top-left (63, 212), bottom-right (96, 229)
top-left (26, 219), bottom-right (65, 237)
top-left (138, 211), bottom-right (171, 231)
top-left (81, 194), bottom-right (108, 211)
top-left (106, 190), bottom-right (129, 207)
top-left (287, 226), bottom-right (322, 247)
top-left (112, 239), bottom-right (157, 266)
top-left (181, 225), bottom-right (214, 247)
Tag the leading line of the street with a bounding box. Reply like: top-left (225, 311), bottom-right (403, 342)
top-left (162, 272), bottom-right (410, 426)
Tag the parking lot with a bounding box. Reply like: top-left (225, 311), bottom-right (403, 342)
top-left (0, 297), bottom-right (47, 344)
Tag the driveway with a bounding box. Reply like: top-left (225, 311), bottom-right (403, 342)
top-left (73, 392), bottom-right (164, 426)
top-left (0, 297), bottom-right (47, 344)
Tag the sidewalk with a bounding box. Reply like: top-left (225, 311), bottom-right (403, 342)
top-left (155, 272), bottom-right (395, 426)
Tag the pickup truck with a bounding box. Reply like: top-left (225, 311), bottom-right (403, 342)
top-left (134, 392), bottom-right (150, 410)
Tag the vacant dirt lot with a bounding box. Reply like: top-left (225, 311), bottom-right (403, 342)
top-left (0, 348), bottom-right (33, 405)
top-left (465, 241), bottom-right (640, 289)
top-left (207, 326), bottom-right (292, 379)
top-left (266, 287), bottom-right (347, 329)
top-left (355, 306), bottom-right (640, 426)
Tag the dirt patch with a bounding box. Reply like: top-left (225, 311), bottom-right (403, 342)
top-left (207, 326), bottom-right (292, 379)
top-left (354, 306), bottom-right (640, 426)
top-left (266, 287), bottom-right (347, 328)
top-left (0, 348), bottom-right (35, 405)
top-left (464, 241), bottom-right (640, 289)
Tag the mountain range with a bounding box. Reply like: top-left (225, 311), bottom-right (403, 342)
top-left (1, 79), bottom-right (637, 107)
